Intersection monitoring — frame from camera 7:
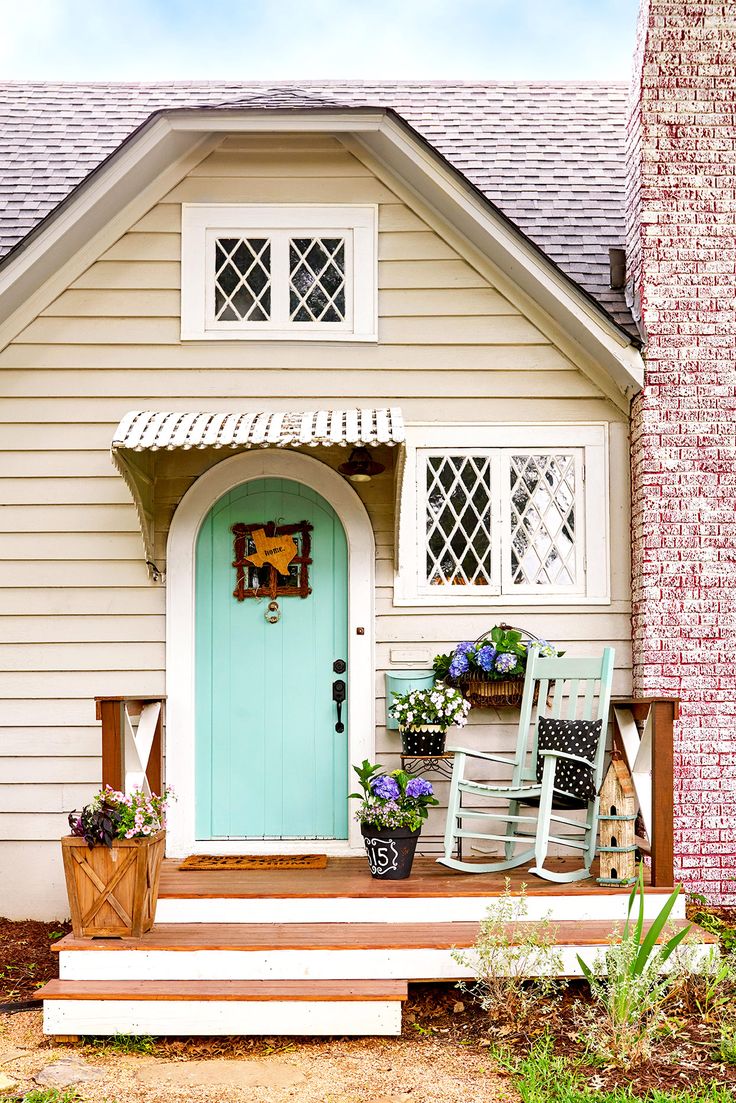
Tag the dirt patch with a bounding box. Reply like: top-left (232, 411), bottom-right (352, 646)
top-left (0, 918), bottom-right (70, 1004)
top-left (0, 1009), bottom-right (515, 1103)
top-left (2, 913), bottom-right (735, 1099)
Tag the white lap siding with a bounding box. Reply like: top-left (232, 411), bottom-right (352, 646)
top-left (0, 135), bottom-right (631, 916)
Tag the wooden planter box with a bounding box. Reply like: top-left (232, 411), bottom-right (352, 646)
top-left (61, 831), bottom-right (165, 938)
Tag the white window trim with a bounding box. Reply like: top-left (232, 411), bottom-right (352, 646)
top-left (181, 204), bottom-right (378, 341)
top-left (395, 423), bottom-right (610, 607)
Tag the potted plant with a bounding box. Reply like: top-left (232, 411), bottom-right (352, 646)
top-left (388, 683), bottom-right (470, 755)
top-left (350, 760), bottom-right (438, 879)
top-left (434, 624), bottom-right (561, 709)
top-left (62, 785), bottom-right (172, 938)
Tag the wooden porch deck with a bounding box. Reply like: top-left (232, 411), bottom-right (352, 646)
top-left (158, 855), bottom-right (666, 898)
top-left (43, 695), bottom-right (681, 1038)
top-left (40, 856), bottom-right (715, 1039)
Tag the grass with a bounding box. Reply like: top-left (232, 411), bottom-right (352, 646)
top-left (0, 1092), bottom-right (80, 1103)
top-left (717, 1022), bottom-right (736, 1066)
top-left (86, 1032), bottom-right (156, 1055)
top-left (493, 1037), bottom-right (733, 1103)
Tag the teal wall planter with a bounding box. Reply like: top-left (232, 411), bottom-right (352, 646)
top-left (384, 669), bottom-right (435, 730)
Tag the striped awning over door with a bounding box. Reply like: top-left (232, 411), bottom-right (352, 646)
top-left (110, 408), bottom-right (404, 574)
top-left (112, 408), bottom-right (404, 453)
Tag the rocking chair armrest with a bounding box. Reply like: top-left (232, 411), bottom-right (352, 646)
top-left (444, 745), bottom-right (516, 765)
top-left (538, 748), bottom-right (595, 767)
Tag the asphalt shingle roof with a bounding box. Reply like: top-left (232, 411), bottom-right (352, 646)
top-left (0, 81), bottom-right (636, 335)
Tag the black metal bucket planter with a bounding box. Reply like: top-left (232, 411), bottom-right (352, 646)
top-left (361, 824), bottom-right (421, 879)
top-left (400, 724), bottom-right (447, 755)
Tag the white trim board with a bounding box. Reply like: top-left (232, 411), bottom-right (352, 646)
top-left (181, 203), bottom-right (378, 341)
top-left (44, 998), bottom-right (402, 1037)
top-left (0, 108), bottom-right (643, 400)
top-left (165, 449), bottom-right (375, 858)
top-left (58, 942), bottom-right (716, 984)
top-left (395, 421), bottom-right (610, 606)
top-left (154, 891), bottom-right (683, 925)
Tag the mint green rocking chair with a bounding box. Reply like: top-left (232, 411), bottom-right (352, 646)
top-left (438, 647), bottom-right (615, 883)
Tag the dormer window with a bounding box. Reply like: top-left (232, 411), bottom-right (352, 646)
top-left (181, 205), bottom-right (377, 341)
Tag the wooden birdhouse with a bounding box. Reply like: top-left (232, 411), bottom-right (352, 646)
top-left (596, 753), bottom-right (637, 886)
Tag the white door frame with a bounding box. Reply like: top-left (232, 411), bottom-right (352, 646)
top-left (165, 449), bottom-right (375, 858)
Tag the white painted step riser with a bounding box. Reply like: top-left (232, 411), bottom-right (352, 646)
top-left (58, 942), bottom-right (715, 983)
top-left (155, 894), bottom-right (685, 925)
top-left (44, 999), bottom-right (401, 1037)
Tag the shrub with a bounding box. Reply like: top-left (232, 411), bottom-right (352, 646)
top-left (452, 880), bottom-right (565, 1026)
top-left (576, 865), bottom-right (693, 1063)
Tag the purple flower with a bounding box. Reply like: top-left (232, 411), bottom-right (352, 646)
top-left (476, 645), bottom-right (497, 672)
top-left (455, 641), bottom-right (475, 655)
top-left (406, 777), bottom-right (434, 799)
top-left (370, 775), bottom-right (401, 801)
top-left (494, 651), bottom-right (517, 674)
top-left (449, 652), bottom-right (470, 678)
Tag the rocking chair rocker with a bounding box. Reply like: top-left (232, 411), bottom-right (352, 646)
top-left (437, 646), bottom-right (615, 883)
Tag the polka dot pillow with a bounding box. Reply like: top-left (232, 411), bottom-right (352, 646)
top-left (535, 716), bottom-right (603, 802)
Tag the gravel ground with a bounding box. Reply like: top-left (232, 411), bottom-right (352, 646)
top-left (0, 1009), bottom-right (517, 1103)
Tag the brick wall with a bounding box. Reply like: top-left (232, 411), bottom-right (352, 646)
top-left (627, 0), bottom-right (736, 902)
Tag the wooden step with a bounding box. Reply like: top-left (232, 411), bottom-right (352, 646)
top-left (54, 920), bottom-right (715, 987)
top-left (40, 979), bottom-right (407, 1038)
top-left (54, 918), bottom-right (705, 953)
top-left (38, 978), bottom-right (408, 1001)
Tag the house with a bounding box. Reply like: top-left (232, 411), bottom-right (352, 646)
top-left (0, 0), bottom-right (733, 941)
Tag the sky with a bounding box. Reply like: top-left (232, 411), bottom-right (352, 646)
top-left (0, 0), bottom-right (640, 82)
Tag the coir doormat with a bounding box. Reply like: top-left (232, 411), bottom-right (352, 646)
top-left (178, 854), bottom-right (328, 871)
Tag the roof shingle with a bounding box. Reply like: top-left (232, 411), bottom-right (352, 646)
top-left (0, 80), bottom-right (636, 334)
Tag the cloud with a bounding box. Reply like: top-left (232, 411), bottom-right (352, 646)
top-left (0, 0), bottom-right (639, 80)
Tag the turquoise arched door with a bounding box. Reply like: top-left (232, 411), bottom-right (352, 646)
top-left (195, 477), bottom-right (348, 840)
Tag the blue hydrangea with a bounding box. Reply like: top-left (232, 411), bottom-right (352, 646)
top-left (455, 641), bottom-right (475, 655)
top-left (405, 777), bottom-right (434, 799)
top-left (476, 645), bottom-right (497, 672)
top-left (370, 775), bottom-right (401, 801)
top-left (536, 639), bottom-right (558, 657)
top-left (449, 652), bottom-right (470, 678)
top-left (494, 651), bottom-right (517, 674)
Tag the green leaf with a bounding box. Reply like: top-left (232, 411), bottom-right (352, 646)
top-left (656, 921), bottom-right (693, 966)
top-left (576, 954), bottom-right (594, 981)
top-left (633, 883), bottom-right (685, 976)
top-left (633, 862), bottom-right (646, 948)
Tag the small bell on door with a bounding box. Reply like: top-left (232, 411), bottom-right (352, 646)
top-left (265, 600), bottom-right (280, 624)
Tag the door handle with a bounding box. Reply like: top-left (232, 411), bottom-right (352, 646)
top-left (332, 678), bottom-right (346, 733)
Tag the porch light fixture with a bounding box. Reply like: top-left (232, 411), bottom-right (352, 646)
top-left (338, 447), bottom-right (385, 482)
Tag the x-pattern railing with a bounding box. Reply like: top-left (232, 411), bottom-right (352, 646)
top-left (611, 696), bottom-right (677, 887)
top-left (97, 696), bottom-right (165, 797)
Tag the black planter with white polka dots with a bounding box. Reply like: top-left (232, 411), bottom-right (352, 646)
top-left (400, 725), bottom-right (447, 755)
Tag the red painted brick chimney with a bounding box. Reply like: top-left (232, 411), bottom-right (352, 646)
top-left (627, 1), bottom-right (736, 902)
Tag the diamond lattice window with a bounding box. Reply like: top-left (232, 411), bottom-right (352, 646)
top-left (425, 455), bottom-right (494, 587)
top-left (214, 238), bottom-right (271, 322)
top-left (289, 238), bottom-right (346, 323)
top-left (509, 453), bottom-right (577, 586)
